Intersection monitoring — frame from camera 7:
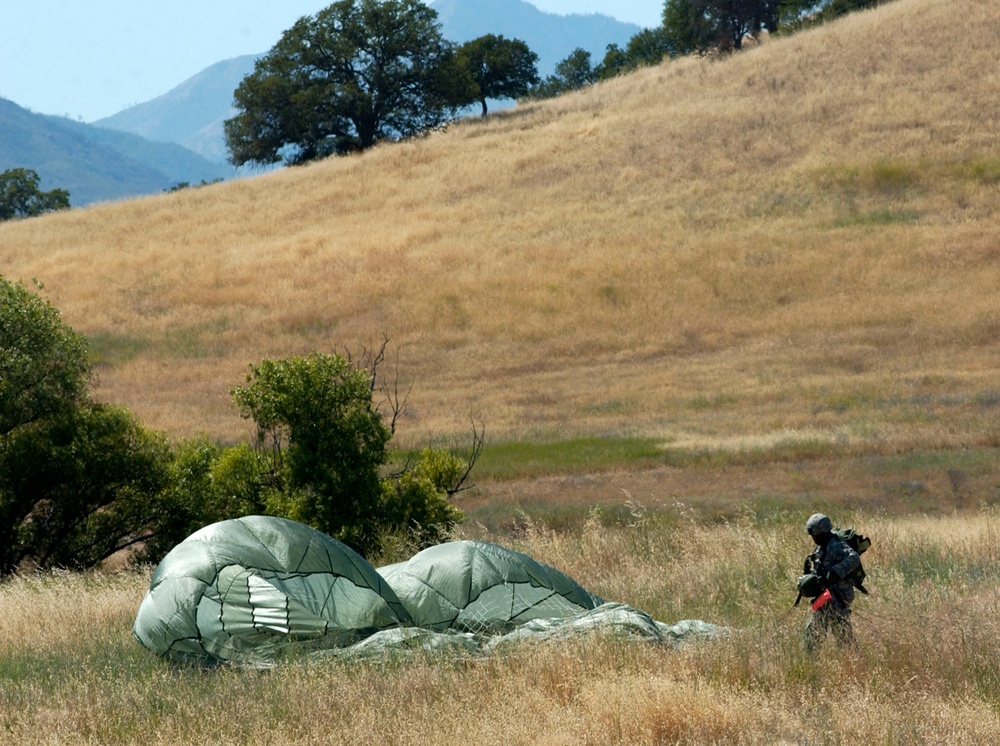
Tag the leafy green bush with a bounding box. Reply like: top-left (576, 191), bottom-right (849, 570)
top-left (1, 277), bottom-right (171, 575)
top-left (228, 352), bottom-right (467, 557)
top-left (381, 448), bottom-right (465, 546)
top-left (0, 403), bottom-right (171, 575)
top-left (0, 278), bottom-right (89, 436)
top-left (0, 168), bottom-right (70, 221)
top-left (2, 276), bottom-right (471, 569)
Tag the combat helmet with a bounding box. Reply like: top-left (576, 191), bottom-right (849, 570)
top-left (805, 513), bottom-right (833, 536)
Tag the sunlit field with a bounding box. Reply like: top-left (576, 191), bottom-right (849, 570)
top-left (2, 508), bottom-right (999, 744)
top-left (2, 0), bottom-right (1000, 742)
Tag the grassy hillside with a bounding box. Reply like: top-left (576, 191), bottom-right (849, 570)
top-left (1, 0), bottom-right (998, 461)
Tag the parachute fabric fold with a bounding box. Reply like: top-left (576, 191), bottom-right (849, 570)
top-left (316, 604), bottom-right (724, 659)
top-left (133, 516), bottom-right (410, 664)
top-left (378, 540), bottom-right (604, 633)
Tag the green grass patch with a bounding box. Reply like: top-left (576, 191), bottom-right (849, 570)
top-left (973, 389), bottom-right (1000, 408)
top-left (161, 319), bottom-right (233, 359)
top-left (892, 543), bottom-right (1000, 587)
top-left (87, 330), bottom-right (152, 367)
top-left (585, 398), bottom-right (636, 414)
top-left (833, 207), bottom-right (920, 228)
top-left (816, 159), bottom-right (923, 196)
top-left (469, 500), bottom-right (648, 536)
top-left (598, 284), bottom-right (627, 308)
top-left (868, 159), bottom-right (922, 194)
top-left (88, 320), bottom-right (238, 365)
top-left (861, 447), bottom-right (1000, 478)
top-left (956, 157), bottom-right (1000, 185)
top-left (661, 438), bottom-right (839, 469)
top-left (449, 436), bottom-right (666, 481)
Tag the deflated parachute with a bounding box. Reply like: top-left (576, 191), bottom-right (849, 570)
top-left (132, 516), bottom-right (410, 664)
top-left (378, 540), bottom-right (604, 633)
top-left (134, 518), bottom-right (722, 664)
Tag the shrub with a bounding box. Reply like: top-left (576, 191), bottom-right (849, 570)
top-left (1, 277), bottom-right (171, 575)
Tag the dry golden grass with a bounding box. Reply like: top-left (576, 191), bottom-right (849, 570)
top-left (2, 509), bottom-right (999, 744)
top-left (1, 0), bottom-right (997, 453)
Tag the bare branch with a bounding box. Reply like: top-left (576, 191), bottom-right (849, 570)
top-left (380, 342), bottom-right (412, 436)
top-left (364, 332), bottom-right (389, 394)
top-left (447, 418), bottom-right (486, 496)
top-left (354, 333), bottom-right (411, 436)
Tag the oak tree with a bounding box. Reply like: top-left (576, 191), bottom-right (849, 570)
top-left (225, 0), bottom-right (472, 166)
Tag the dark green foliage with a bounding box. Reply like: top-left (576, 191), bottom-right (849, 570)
top-left (1, 277), bottom-right (172, 575)
top-left (140, 439), bottom-right (278, 563)
top-left (165, 179), bottom-right (223, 193)
top-left (0, 405), bottom-right (170, 575)
top-left (0, 278), bottom-right (89, 437)
top-left (816, 0), bottom-right (886, 19)
top-left (530, 48), bottom-right (598, 99)
top-left (661, 0), bottom-right (891, 56)
top-left (224, 0), bottom-right (472, 166)
top-left (662, 0), bottom-right (720, 56)
top-left (230, 352), bottom-right (465, 556)
top-left (457, 34), bottom-right (540, 116)
top-left (232, 353), bottom-right (391, 550)
top-left (381, 448), bottom-right (465, 546)
top-left (662, 0), bottom-right (775, 52)
top-left (0, 168), bottom-right (70, 221)
top-left (598, 27), bottom-right (676, 80)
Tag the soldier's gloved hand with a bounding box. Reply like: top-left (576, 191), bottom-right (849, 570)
top-left (826, 569), bottom-right (841, 584)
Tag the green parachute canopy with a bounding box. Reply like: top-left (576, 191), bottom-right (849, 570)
top-left (134, 518), bottom-right (722, 664)
top-left (132, 516), bottom-right (410, 664)
top-left (378, 540), bottom-right (604, 633)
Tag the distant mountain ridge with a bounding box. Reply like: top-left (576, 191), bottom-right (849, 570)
top-left (95, 0), bottom-right (641, 165)
top-left (432, 0), bottom-right (641, 73)
top-left (95, 55), bottom-right (261, 165)
top-left (0, 97), bottom-right (231, 206)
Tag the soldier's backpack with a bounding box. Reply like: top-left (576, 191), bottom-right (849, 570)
top-left (832, 527), bottom-right (871, 594)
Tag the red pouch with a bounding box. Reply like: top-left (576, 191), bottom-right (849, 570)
top-left (811, 589), bottom-right (833, 611)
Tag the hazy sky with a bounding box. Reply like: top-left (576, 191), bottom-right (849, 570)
top-left (0, 1), bottom-right (663, 123)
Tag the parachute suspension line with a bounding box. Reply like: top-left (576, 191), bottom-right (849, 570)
top-left (509, 589), bottom-right (561, 620)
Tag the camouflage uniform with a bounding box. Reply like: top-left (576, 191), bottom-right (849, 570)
top-left (803, 513), bottom-right (860, 651)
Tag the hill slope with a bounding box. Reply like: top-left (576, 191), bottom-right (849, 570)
top-left (1, 0), bottom-right (998, 453)
top-left (0, 98), bottom-right (231, 205)
top-left (94, 55), bottom-right (261, 164)
top-left (0, 98), bottom-right (170, 205)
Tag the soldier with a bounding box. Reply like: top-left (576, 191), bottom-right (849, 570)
top-left (802, 513), bottom-right (860, 651)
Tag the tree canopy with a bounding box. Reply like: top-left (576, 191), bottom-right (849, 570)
top-left (224, 0), bottom-right (472, 166)
top-left (229, 352), bottom-right (467, 556)
top-left (0, 168), bottom-right (70, 221)
top-left (0, 278), bottom-right (89, 437)
top-left (598, 27), bottom-right (675, 80)
top-left (0, 277), bottom-right (170, 576)
top-left (530, 48), bottom-right (598, 99)
top-left (457, 34), bottom-right (539, 116)
top-left (231, 353), bottom-right (392, 548)
top-left (661, 0), bottom-right (890, 55)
